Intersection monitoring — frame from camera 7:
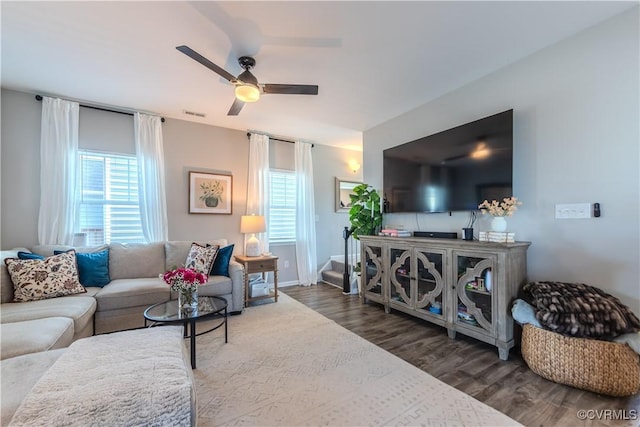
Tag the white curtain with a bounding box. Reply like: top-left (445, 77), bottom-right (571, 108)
top-left (134, 113), bottom-right (168, 242)
top-left (294, 141), bottom-right (317, 286)
top-left (246, 133), bottom-right (270, 255)
top-left (38, 97), bottom-right (80, 245)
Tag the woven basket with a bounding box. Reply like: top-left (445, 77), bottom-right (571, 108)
top-left (521, 324), bottom-right (640, 396)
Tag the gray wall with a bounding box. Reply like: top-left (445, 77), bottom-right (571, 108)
top-left (364, 9), bottom-right (639, 312)
top-left (0, 88), bottom-right (362, 285)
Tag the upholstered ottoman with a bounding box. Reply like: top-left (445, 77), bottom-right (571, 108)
top-left (0, 317), bottom-right (74, 360)
top-left (7, 326), bottom-right (196, 426)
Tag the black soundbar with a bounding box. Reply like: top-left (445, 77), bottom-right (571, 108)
top-left (413, 231), bottom-right (458, 239)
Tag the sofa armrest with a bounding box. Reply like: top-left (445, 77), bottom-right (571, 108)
top-left (228, 260), bottom-right (245, 313)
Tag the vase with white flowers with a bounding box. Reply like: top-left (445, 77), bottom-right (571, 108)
top-left (199, 180), bottom-right (224, 207)
top-left (478, 196), bottom-right (523, 232)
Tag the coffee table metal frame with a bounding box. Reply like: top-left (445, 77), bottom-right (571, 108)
top-left (143, 296), bottom-right (228, 369)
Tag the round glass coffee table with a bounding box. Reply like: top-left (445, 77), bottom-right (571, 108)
top-left (144, 296), bottom-right (228, 369)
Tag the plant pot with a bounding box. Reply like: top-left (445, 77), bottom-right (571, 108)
top-left (204, 197), bottom-right (219, 207)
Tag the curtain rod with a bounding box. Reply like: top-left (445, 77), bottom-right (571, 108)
top-left (246, 132), bottom-right (313, 147)
top-left (35, 95), bottom-right (165, 123)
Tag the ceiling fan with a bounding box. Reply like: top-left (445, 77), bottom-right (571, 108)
top-left (176, 45), bottom-right (319, 116)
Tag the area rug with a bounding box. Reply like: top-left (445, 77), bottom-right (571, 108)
top-left (192, 293), bottom-right (520, 426)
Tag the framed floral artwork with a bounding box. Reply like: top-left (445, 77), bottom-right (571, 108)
top-left (189, 171), bottom-right (233, 214)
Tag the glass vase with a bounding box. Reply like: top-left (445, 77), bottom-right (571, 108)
top-left (178, 288), bottom-right (198, 315)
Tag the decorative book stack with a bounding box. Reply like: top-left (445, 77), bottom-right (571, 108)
top-left (379, 229), bottom-right (412, 237)
top-left (479, 231), bottom-right (516, 243)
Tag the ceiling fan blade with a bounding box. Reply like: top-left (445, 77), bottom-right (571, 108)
top-left (263, 84), bottom-right (319, 95)
top-left (176, 45), bottom-right (237, 83)
top-left (227, 98), bottom-right (245, 116)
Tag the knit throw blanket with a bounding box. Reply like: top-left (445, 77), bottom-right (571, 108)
top-left (9, 326), bottom-right (194, 427)
top-left (523, 281), bottom-right (640, 339)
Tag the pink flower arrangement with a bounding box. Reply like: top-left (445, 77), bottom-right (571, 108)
top-left (162, 267), bottom-right (207, 293)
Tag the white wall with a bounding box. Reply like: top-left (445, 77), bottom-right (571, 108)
top-left (364, 8), bottom-right (640, 312)
top-left (1, 89), bottom-right (41, 247)
top-left (1, 88), bottom-right (362, 285)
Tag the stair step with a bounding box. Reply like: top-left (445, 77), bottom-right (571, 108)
top-left (330, 260), bottom-right (353, 274)
top-left (321, 270), bottom-right (344, 287)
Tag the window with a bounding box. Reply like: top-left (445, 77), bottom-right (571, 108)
top-left (269, 169), bottom-right (296, 243)
top-left (78, 150), bottom-right (144, 245)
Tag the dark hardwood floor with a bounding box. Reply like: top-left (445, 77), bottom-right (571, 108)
top-left (281, 283), bottom-right (640, 427)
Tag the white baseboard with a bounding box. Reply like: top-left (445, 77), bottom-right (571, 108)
top-left (278, 280), bottom-right (300, 288)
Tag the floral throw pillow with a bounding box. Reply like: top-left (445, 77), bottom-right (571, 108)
top-left (5, 250), bottom-right (86, 302)
top-left (184, 243), bottom-right (219, 275)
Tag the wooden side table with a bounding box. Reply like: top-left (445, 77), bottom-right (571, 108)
top-left (234, 254), bottom-right (279, 307)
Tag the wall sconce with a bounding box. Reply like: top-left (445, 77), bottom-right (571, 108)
top-left (348, 159), bottom-right (361, 174)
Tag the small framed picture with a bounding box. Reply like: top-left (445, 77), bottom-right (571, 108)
top-left (476, 278), bottom-right (485, 291)
top-left (189, 171), bottom-right (233, 214)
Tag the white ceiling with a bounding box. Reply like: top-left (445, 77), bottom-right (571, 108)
top-left (1, 1), bottom-right (635, 150)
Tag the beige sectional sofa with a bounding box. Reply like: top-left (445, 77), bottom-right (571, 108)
top-left (0, 239), bottom-right (244, 360)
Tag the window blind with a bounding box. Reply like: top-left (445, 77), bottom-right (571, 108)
top-left (269, 169), bottom-right (296, 243)
top-left (78, 151), bottom-right (144, 245)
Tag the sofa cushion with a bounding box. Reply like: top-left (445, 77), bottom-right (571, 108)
top-left (210, 244), bottom-right (234, 277)
top-left (17, 252), bottom-right (44, 260)
top-left (31, 244), bottom-right (108, 257)
top-left (1, 317), bottom-right (74, 360)
top-left (185, 243), bottom-right (218, 275)
top-left (198, 275), bottom-right (233, 296)
top-left (109, 242), bottom-right (165, 280)
top-left (0, 296), bottom-right (96, 336)
top-left (5, 251), bottom-right (86, 302)
top-left (1, 248), bottom-right (30, 303)
top-left (165, 240), bottom-right (227, 272)
top-left (1, 348), bottom-right (66, 426)
top-left (54, 249), bottom-right (111, 287)
top-left (95, 278), bottom-right (170, 311)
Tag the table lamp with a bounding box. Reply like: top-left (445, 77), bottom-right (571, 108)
top-left (240, 215), bottom-right (266, 257)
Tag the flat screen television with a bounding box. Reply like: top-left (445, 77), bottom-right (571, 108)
top-left (383, 109), bottom-right (513, 213)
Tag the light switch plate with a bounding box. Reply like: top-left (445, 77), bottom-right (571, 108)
top-left (555, 203), bottom-right (592, 219)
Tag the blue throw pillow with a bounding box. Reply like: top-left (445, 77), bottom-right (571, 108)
top-left (17, 251), bottom-right (45, 260)
top-left (54, 249), bottom-right (111, 287)
top-left (210, 244), bottom-right (234, 277)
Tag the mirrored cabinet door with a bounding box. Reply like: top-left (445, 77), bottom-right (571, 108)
top-left (362, 244), bottom-right (383, 302)
top-left (454, 253), bottom-right (496, 334)
top-left (389, 246), bottom-right (411, 307)
top-left (415, 250), bottom-right (445, 318)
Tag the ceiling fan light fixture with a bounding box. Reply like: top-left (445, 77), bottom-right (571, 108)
top-left (470, 142), bottom-right (491, 159)
top-left (235, 84), bottom-right (260, 103)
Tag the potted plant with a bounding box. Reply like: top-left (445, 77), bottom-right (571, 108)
top-left (342, 184), bottom-right (383, 294)
top-left (348, 183), bottom-right (383, 240)
top-left (199, 180), bottom-right (224, 207)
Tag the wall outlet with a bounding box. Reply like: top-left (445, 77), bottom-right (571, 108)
top-left (555, 203), bottom-right (592, 219)
top-left (284, 260), bottom-right (290, 269)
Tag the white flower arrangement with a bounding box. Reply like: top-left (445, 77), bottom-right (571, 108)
top-left (478, 196), bottom-right (522, 217)
top-left (199, 180), bottom-right (224, 202)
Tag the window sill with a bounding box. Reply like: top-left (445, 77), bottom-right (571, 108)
top-left (268, 241), bottom-right (296, 246)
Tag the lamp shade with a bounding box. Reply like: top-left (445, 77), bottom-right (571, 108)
top-left (235, 84), bottom-right (260, 103)
top-left (240, 215), bottom-right (266, 234)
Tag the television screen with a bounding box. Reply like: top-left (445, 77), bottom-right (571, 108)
top-left (383, 110), bottom-right (513, 213)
